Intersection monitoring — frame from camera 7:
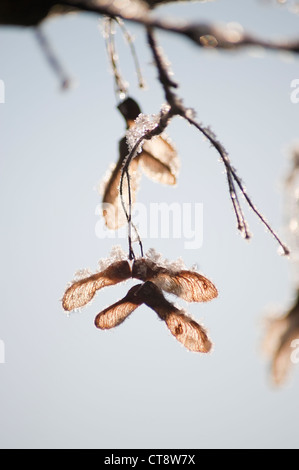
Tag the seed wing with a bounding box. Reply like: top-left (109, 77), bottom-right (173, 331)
top-left (140, 136), bottom-right (179, 185)
top-left (138, 281), bottom-right (212, 352)
top-left (62, 260), bottom-right (131, 312)
top-left (102, 137), bottom-right (140, 230)
top-left (94, 284), bottom-right (144, 329)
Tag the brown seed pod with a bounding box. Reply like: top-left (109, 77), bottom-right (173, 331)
top-left (94, 284), bottom-right (144, 329)
top-left (102, 137), bottom-right (141, 230)
top-left (163, 310), bottom-right (212, 353)
top-left (140, 136), bottom-right (179, 186)
top-left (137, 281), bottom-right (212, 352)
top-left (62, 260), bottom-right (131, 312)
top-left (132, 258), bottom-right (218, 302)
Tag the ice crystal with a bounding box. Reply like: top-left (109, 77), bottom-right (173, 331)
top-left (185, 108), bottom-right (197, 120)
top-left (74, 268), bottom-right (93, 282)
top-left (145, 247), bottom-right (186, 273)
top-left (126, 113), bottom-right (160, 154)
top-left (126, 104), bottom-right (172, 154)
top-left (97, 245), bottom-right (127, 272)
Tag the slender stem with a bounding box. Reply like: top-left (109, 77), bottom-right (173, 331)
top-left (116, 18), bottom-right (146, 90)
top-left (104, 17), bottom-right (128, 99)
top-left (233, 172), bottom-right (290, 255)
top-left (104, 17), bottom-right (145, 257)
top-left (125, 168), bottom-right (135, 260)
top-left (119, 109), bottom-right (174, 259)
top-left (119, 138), bottom-right (145, 258)
top-left (184, 114), bottom-right (291, 253)
top-left (185, 116), bottom-right (251, 239)
top-left (146, 27), bottom-right (178, 101)
top-left (34, 27), bottom-right (71, 89)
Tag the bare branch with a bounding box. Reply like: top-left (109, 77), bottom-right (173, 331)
top-left (2, 1), bottom-right (299, 57)
top-left (145, 27), bottom-right (289, 255)
top-left (57, 0), bottom-right (299, 55)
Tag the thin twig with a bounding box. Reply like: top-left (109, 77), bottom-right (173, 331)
top-left (115, 17), bottom-right (146, 90)
top-left (145, 26), bottom-right (289, 255)
top-left (119, 109), bottom-right (174, 258)
top-left (35, 27), bottom-right (71, 90)
top-left (184, 116), bottom-right (292, 253)
top-left (118, 140), bottom-right (145, 258)
top-left (103, 16), bottom-right (146, 256)
top-left (104, 17), bottom-right (128, 99)
top-left (125, 168), bottom-right (134, 259)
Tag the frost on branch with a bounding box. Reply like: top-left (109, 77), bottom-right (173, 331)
top-left (126, 104), bottom-right (171, 153)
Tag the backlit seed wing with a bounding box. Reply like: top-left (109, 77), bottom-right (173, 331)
top-left (153, 270), bottom-right (218, 303)
top-left (140, 136), bottom-right (179, 185)
top-left (102, 137), bottom-right (140, 230)
top-left (94, 300), bottom-right (140, 329)
top-left (132, 259), bottom-right (218, 303)
top-left (140, 150), bottom-right (176, 185)
top-left (94, 284), bottom-right (144, 329)
top-left (138, 281), bottom-right (212, 352)
top-left (163, 310), bottom-right (212, 353)
top-left (62, 260), bottom-right (131, 312)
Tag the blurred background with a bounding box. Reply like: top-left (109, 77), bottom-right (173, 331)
top-left (0, 0), bottom-right (299, 449)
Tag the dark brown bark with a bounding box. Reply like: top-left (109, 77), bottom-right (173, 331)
top-left (0, 1), bottom-right (72, 26)
top-left (0, 0), bottom-right (198, 27)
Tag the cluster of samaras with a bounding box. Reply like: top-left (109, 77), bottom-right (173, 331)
top-left (62, 251), bottom-right (218, 353)
top-left (63, 96), bottom-right (218, 352)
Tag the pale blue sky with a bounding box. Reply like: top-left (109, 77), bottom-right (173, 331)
top-left (0, 0), bottom-right (299, 449)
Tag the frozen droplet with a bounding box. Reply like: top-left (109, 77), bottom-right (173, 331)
top-left (119, 91), bottom-right (127, 101)
top-left (277, 245), bottom-right (290, 257)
